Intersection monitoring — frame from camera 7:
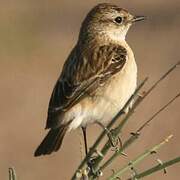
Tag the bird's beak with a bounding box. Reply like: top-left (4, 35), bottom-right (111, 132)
top-left (131, 16), bottom-right (146, 23)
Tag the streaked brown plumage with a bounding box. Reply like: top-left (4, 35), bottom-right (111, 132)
top-left (34, 3), bottom-right (145, 156)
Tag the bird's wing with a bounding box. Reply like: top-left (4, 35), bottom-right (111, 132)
top-left (46, 44), bottom-right (127, 128)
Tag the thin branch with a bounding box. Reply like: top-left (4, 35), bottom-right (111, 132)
top-left (137, 92), bottom-right (180, 132)
top-left (98, 92), bottom-right (180, 173)
top-left (9, 167), bottom-right (17, 180)
top-left (99, 133), bottom-right (139, 174)
top-left (143, 61), bottom-right (179, 98)
top-left (131, 156), bottom-right (180, 179)
top-left (108, 135), bottom-right (173, 180)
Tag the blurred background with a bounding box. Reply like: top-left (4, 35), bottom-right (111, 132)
top-left (0, 0), bottom-right (180, 179)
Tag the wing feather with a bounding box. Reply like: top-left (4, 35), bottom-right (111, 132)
top-left (46, 44), bottom-right (127, 128)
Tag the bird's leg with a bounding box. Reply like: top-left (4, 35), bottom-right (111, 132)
top-left (81, 127), bottom-right (97, 176)
top-left (97, 122), bottom-right (122, 149)
top-left (82, 127), bottom-right (88, 156)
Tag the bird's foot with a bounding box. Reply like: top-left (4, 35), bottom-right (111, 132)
top-left (108, 128), bottom-right (124, 152)
top-left (108, 128), bottom-right (121, 148)
top-left (96, 122), bottom-right (123, 150)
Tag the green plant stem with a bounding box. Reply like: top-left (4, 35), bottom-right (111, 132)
top-left (97, 92), bottom-right (180, 173)
top-left (100, 133), bottom-right (139, 172)
top-left (137, 92), bottom-right (180, 132)
top-left (91, 61), bottom-right (180, 174)
top-left (132, 156), bottom-right (180, 179)
top-left (9, 167), bottom-right (17, 180)
top-left (108, 135), bottom-right (173, 180)
top-left (92, 97), bottom-right (141, 172)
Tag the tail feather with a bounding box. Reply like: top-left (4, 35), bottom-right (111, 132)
top-left (34, 125), bottom-right (68, 156)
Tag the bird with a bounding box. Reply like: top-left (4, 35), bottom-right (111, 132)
top-left (34, 3), bottom-right (145, 157)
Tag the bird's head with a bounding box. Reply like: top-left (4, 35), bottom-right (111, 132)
top-left (79, 3), bottom-right (145, 44)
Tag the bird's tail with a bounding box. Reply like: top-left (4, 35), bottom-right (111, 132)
top-left (34, 125), bottom-right (68, 157)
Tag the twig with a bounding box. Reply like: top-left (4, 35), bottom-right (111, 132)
top-left (143, 61), bottom-right (179, 98)
top-left (108, 135), bottom-right (173, 180)
top-left (130, 156), bottom-right (180, 179)
top-left (137, 92), bottom-right (180, 132)
top-left (97, 92), bottom-right (180, 173)
top-left (9, 167), bottom-right (17, 180)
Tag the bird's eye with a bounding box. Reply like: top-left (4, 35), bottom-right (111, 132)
top-left (114, 16), bottom-right (123, 24)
